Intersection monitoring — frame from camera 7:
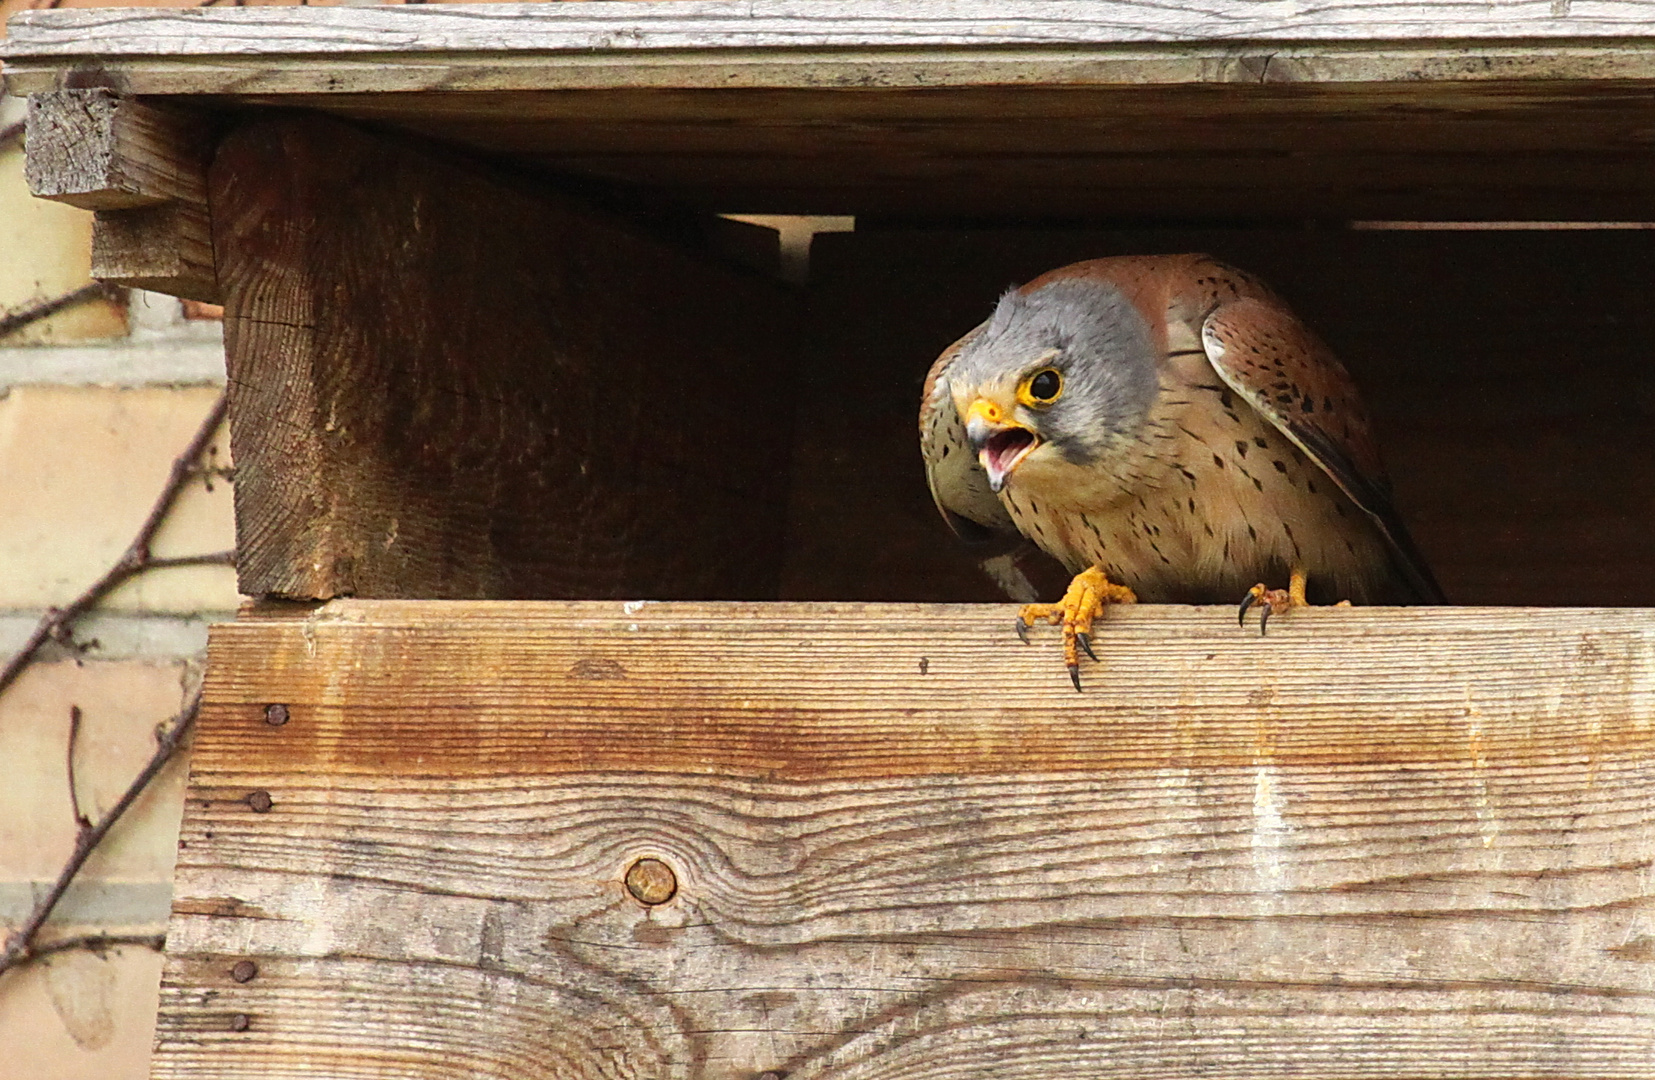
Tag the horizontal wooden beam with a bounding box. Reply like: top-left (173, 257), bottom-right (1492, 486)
top-left (157, 601), bottom-right (1655, 1078)
top-left (10, 1), bottom-right (1655, 55)
top-left (23, 88), bottom-right (218, 302)
top-left (10, 3), bottom-right (1655, 96)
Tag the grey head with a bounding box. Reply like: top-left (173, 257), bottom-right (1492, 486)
top-left (950, 276), bottom-right (1161, 475)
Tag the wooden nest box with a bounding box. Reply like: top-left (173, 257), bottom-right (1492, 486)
top-left (8, 4), bottom-right (1655, 1076)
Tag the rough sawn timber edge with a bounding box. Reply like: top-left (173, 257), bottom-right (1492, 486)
top-left (152, 599), bottom-right (1655, 1078)
top-left (13, 2), bottom-right (1655, 95)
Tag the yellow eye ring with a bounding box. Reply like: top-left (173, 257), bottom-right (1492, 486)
top-left (1017, 367), bottom-right (1064, 407)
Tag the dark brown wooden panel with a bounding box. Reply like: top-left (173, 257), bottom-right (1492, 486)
top-left (153, 600), bottom-right (1655, 1079)
top-left (213, 114), bottom-right (797, 601)
top-left (784, 227), bottom-right (1655, 606)
top-left (272, 82), bottom-right (1655, 219)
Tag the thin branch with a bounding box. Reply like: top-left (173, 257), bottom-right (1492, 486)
top-left (0, 282), bottom-right (115, 340)
top-left (26, 933), bottom-right (166, 962)
top-left (0, 390), bottom-right (231, 700)
top-left (144, 550), bottom-right (237, 573)
top-left (66, 705), bottom-right (90, 833)
top-left (0, 689), bottom-right (200, 978)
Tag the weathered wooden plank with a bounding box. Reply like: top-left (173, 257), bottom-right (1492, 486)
top-left (24, 88), bottom-right (199, 210)
top-left (155, 600), bottom-right (1655, 1079)
top-left (19, 46), bottom-right (1655, 99)
top-left (13, 1), bottom-right (1655, 58)
top-left (14, 4), bottom-right (1655, 97)
top-left (213, 113), bottom-right (794, 602)
top-left (14, 9), bottom-right (1655, 221)
top-left (784, 226), bottom-right (1655, 606)
top-left (16, 80), bottom-right (1655, 220)
top-left (294, 83), bottom-right (1655, 154)
top-left (23, 88), bottom-right (217, 302)
top-left (263, 82), bottom-right (1655, 218)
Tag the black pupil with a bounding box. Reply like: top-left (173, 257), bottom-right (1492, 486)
top-left (1030, 370), bottom-right (1060, 400)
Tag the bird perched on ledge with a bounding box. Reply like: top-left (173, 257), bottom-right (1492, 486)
top-left (919, 254), bottom-right (1444, 689)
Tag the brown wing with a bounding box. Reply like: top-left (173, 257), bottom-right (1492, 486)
top-left (1200, 296), bottom-right (1446, 603)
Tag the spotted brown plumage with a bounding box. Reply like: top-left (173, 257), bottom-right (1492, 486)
top-left (919, 254), bottom-right (1444, 687)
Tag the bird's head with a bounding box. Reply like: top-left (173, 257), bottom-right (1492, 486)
top-left (950, 277), bottom-right (1160, 493)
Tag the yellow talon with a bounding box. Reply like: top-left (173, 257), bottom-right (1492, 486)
top-left (1238, 567), bottom-right (1316, 635)
top-left (1016, 567), bottom-right (1137, 691)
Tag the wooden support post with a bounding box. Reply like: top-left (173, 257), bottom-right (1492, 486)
top-left (155, 601), bottom-right (1655, 1078)
top-left (211, 114), bottom-right (795, 601)
top-left (24, 88), bottom-right (218, 302)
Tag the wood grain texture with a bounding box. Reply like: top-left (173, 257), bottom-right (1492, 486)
top-left (15, 3), bottom-right (1655, 101)
top-left (23, 88), bottom-right (218, 302)
top-left (14, 46), bottom-right (1655, 99)
top-left (16, 83), bottom-right (1655, 221)
top-left (90, 201), bottom-right (218, 304)
top-left (212, 113), bottom-right (794, 602)
top-left (155, 599), bottom-right (1655, 1079)
top-left (258, 81), bottom-right (1655, 221)
top-left (12, 1), bottom-right (1655, 59)
top-left (24, 88), bottom-right (198, 210)
top-left (13, 9), bottom-right (1655, 221)
top-left (783, 227), bottom-right (1655, 606)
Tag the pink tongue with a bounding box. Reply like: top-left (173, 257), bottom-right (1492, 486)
top-left (987, 430), bottom-right (1032, 474)
top-left (982, 429), bottom-right (1034, 487)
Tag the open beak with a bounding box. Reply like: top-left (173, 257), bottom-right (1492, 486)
top-left (965, 398), bottom-right (1039, 492)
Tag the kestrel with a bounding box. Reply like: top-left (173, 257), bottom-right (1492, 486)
top-left (919, 254), bottom-right (1444, 689)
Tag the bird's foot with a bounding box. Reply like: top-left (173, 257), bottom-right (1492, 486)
top-left (1016, 566), bottom-right (1136, 691)
top-left (1238, 568), bottom-right (1347, 635)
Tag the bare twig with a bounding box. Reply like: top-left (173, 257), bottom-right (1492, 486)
top-left (0, 390), bottom-right (231, 700)
top-left (0, 282), bottom-right (116, 340)
top-left (0, 689), bottom-right (200, 977)
top-left (27, 933), bottom-right (167, 962)
top-left (66, 705), bottom-right (90, 832)
top-left (145, 550), bottom-right (237, 573)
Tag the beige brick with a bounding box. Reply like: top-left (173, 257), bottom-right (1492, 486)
top-left (0, 659), bottom-right (190, 1080)
top-left (0, 658), bottom-right (191, 887)
top-left (0, 385), bottom-right (239, 613)
top-left (0, 140), bottom-right (128, 346)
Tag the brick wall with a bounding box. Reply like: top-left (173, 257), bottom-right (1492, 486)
top-left (0, 89), bottom-right (235, 1080)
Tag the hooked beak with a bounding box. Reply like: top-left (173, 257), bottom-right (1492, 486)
top-left (965, 398), bottom-right (1039, 492)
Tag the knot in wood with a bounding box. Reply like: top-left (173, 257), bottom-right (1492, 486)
top-left (263, 703), bottom-right (289, 727)
top-left (229, 1013), bottom-right (251, 1032)
top-left (245, 790), bottom-right (273, 814)
top-left (624, 857), bottom-right (678, 905)
top-left (230, 960), bottom-right (258, 983)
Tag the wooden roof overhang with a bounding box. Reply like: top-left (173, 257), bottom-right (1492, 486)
top-left (10, 1), bottom-right (1655, 220)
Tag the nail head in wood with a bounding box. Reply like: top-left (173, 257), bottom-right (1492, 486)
top-left (229, 1013), bottom-right (251, 1032)
top-left (624, 858), bottom-right (678, 905)
top-left (230, 960), bottom-right (258, 983)
top-left (264, 703), bottom-right (289, 727)
top-left (245, 790), bottom-right (273, 814)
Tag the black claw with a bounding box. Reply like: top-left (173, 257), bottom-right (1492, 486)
top-left (1015, 618), bottom-right (1030, 644)
top-left (1068, 664), bottom-right (1082, 692)
top-left (1238, 591), bottom-right (1258, 627)
top-left (1259, 604), bottom-right (1272, 637)
top-left (1076, 632), bottom-right (1097, 662)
